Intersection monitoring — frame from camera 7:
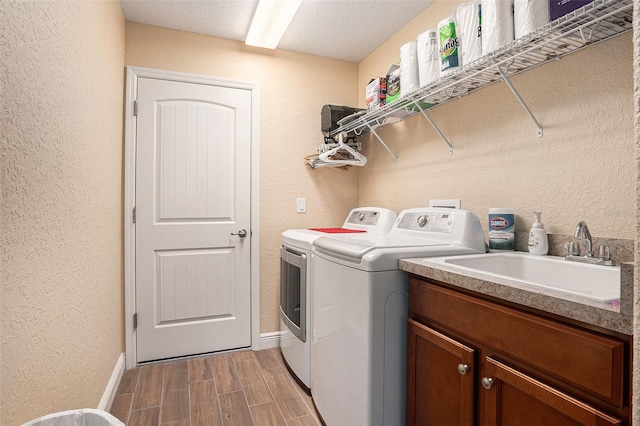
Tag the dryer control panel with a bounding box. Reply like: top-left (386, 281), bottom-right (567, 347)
top-left (345, 210), bottom-right (381, 226)
top-left (397, 212), bottom-right (455, 233)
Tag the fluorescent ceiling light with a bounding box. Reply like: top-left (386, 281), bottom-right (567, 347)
top-left (245, 0), bottom-right (303, 49)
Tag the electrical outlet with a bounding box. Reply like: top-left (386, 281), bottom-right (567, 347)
top-left (297, 198), bottom-right (306, 213)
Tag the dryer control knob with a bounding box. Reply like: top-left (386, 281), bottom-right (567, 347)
top-left (417, 215), bottom-right (429, 227)
top-left (358, 212), bottom-right (366, 222)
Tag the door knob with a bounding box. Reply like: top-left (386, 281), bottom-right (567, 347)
top-left (481, 377), bottom-right (494, 390)
top-left (231, 229), bottom-right (248, 238)
top-left (457, 364), bottom-right (469, 375)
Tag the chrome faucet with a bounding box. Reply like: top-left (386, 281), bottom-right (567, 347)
top-left (565, 221), bottom-right (614, 266)
top-left (574, 221), bottom-right (593, 257)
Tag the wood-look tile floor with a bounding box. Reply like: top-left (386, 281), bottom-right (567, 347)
top-left (109, 348), bottom-right (322, 426)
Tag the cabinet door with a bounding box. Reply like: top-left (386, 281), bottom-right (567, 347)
top-left (407, 319), bottom-right (475, 426)
top-left (482, 357), bottom-right (621, 426)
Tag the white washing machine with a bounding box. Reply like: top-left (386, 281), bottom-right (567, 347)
top-left (311, 208), bottom-right (486, 425)
top-left (279, 207), bottom-right (397, 392)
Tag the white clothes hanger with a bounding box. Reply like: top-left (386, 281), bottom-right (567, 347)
top-left (318, 133), bottom-right (367, 167)
top-left (307, 156), bottom-right (349, 169)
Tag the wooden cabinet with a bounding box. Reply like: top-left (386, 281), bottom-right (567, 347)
top-left (483, 357), bottom-right (621, 426)
top-left (407, 276), bottom-right (632, 426)
top-left (407, 319), bottom-right (475, 426)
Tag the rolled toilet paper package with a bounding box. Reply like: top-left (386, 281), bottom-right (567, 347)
top-left (438, 15), bottom-right (461, 75)
top-left (417, 29), bottom-right (439, 87)
top-left (455, 1), bottom-right (482, 66)
top-left (482, 0), bottom-right (515, 56)
top-left (400, 41), bottom-right (420, 95)
top-left (514, 0), bottom-right (549, 39)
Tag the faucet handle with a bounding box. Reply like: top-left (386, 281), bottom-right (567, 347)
top-left (565, 241), bottom-right (580, 256)
top-left (598, 244), bottom-right (611, 261)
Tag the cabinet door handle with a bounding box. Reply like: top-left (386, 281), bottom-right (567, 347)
top-left (457, 364), bottom-right (469, 375)
top-left (481, 377), bottom-right (494, 390)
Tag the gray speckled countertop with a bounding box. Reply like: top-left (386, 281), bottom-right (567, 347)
top-left (400, 256), bottom-right (633, 335)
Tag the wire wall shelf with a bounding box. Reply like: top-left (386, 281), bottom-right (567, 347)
top-left (329, 0), bottom-right (633, 159)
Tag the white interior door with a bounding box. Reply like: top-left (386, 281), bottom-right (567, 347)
top-left (135, 76), bottom-right (252, 362)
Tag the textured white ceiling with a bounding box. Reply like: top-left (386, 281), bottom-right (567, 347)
top-left (120, 0), bottom-right (434, 62)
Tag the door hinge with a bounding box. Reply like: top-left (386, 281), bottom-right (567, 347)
top-left (133, 313), bottom-right (138, 329)
top-left (133, 206), bottom-right (136, 224)
top-left (133, 100), bottom-right (138, 116)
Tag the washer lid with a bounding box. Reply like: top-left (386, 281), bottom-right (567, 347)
top-left (312, 237), bottom-right (376, 259)
top-left (313, 235), bottom-right (447, 260)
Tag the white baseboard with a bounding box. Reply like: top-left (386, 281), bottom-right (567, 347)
top-left (98, 352), bottom-right (125, 411)
top-left (259, 331), bottom-right (284, 350)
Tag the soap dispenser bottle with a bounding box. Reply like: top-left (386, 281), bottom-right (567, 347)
top-left (528, 211), bottom-right (549, 255)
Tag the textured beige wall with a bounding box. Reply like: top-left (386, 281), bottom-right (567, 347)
top-left (0, 2), bottom-right (125, 425)
top-left (633, 0), bottom-right (639, 424)
top-left (357, 0), bottom-right (634, 240)
top-left (124, 22), bottom-right (360, 334)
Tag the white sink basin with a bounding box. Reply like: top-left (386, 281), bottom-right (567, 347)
top-left (421, 252), bottom-right (620, 303)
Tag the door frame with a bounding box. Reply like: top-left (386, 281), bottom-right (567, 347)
top-left (124, 66), bottom-right (260, 369)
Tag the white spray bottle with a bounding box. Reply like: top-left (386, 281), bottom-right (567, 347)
top-left (528, 211), bottom-right (549, 255)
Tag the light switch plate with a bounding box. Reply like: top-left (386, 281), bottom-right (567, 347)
top-left (297, 198), bottom-right (306, 213)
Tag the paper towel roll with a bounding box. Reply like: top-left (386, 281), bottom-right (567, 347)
top-left (438, 16), bottom-right (461, 75)
top-left (455, 1), bottom-right (482, 66)
top-left (400, 41), bottom-right (420, 95)
top-left (417, 29), bottom-right (439, 87)
top-left (514, 0), bottom-right (549, 39)
top-left (482, 0), bottom-right (515, 56)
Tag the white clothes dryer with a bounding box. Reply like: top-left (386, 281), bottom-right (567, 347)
top-left (279, 207), bottom-right (397, 392)
top-left (311, 208), bottom-right (486, 425)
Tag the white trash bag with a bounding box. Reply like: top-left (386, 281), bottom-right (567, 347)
top-left (23, 409), bottom-right (124, 426)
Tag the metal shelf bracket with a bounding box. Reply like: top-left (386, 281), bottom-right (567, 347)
top-left (491, 57), bottom-right (544, 138)
top-left (364, 121), bottom-right (399, 163)
top-left (412, 101), bottom-right (454, 154)
top-left (579, 22), bottom-right (600, 42)
top-left (442, 87), bottom-right (457, 99)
